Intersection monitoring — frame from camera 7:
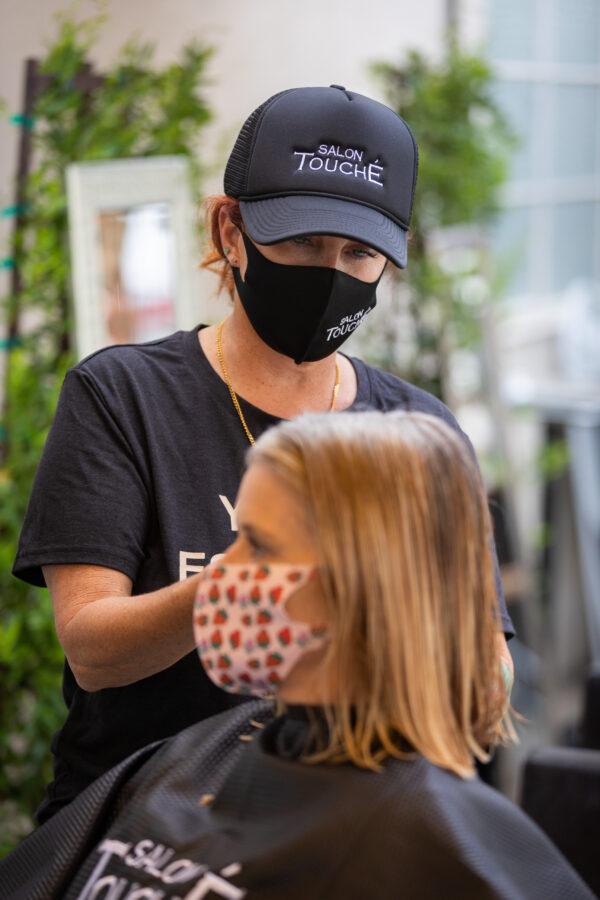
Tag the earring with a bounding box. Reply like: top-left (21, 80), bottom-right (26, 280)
top-left (223, 247), bottom-right (231, 255)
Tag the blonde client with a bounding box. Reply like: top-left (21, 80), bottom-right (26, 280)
top-left (0, 411), bottom-right (591, 899)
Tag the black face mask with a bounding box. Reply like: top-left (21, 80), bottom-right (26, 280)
top-left (232, 234), bottom-right (383, 364)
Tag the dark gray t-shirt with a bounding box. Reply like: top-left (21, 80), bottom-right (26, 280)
top-left (13, 325), bottom-right (514, 817)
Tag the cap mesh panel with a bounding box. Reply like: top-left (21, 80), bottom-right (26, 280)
top-left (224, 90), bottom-right (292, 197)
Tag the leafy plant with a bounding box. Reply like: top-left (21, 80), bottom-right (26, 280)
top-left (366, 49), bottom-right (516, 400)
top-left (0, 5), bottom-right (213, 854)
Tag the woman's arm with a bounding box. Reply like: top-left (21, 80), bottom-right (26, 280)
top-left (44, 563), bottom-right (203, 691)
top-left (44, 572), bottom-right (515, 695)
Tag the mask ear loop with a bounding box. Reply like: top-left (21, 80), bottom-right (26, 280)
top-left (266, 564), bottom-right (322, 704)
top-left (284, 565), bottom-right (330, 641)
top-left (229, 225), bottom-right (252, 278)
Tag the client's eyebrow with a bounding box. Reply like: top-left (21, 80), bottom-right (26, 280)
top-left (239, 522), bottom-right (281, 553)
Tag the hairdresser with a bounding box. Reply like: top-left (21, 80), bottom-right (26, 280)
top-left (13, 85), bottom-right (514, 824)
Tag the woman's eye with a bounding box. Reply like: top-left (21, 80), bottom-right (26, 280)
top-left (249, 540), bottom-right (266, 559)
top-left (291, 237), bottom-right (313, 247)
top-left (350, 247), bottom-right (377, 259)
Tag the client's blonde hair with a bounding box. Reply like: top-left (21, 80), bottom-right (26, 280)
top-left (249, 410), bottom-right (514, 778)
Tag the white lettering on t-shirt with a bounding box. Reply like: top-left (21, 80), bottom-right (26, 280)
top-left (219, 495), bottom-right (238, 532)
top-left (179, 551), bottom-right (206, 580)
top-left (178, 496), bottom-right (237, 580)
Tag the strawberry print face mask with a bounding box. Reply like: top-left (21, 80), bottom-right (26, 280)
top-left (194, 562), bottom-right (329, 698)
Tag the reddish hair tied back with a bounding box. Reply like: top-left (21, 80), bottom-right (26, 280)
top-left (200, 195), bottom-right (243, 301)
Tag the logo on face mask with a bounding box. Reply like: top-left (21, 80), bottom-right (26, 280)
top-left (325, 306), bottom-right (374, 342)
top-left (293, 144), bottom-right (384, 187)
top-left (233, 233), bottom-right (381, 364)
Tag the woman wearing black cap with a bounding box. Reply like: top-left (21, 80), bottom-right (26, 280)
top-left (13, 85), bottom-right (515, 824)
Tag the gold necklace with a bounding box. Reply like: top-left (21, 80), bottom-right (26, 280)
top-left (216, 319), bottom-right (340, 446)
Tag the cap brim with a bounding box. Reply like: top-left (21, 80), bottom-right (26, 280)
top-left (239, 195), bottom-right (408, 269)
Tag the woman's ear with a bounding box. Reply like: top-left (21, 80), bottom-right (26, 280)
top-left (218, 207), bottom-right (244, 267)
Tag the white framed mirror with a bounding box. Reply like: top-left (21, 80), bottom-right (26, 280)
top-left (66, 156), bottom-right (202, 359)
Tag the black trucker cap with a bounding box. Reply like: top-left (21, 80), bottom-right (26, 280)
top-left (224, 85), bottom-right (419, 268)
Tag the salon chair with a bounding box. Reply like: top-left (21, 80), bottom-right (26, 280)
top-left (520, 669), bottom-right (600, 897)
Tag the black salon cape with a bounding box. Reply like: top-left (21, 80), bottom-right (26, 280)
top-left (0, 701), bottom-right (593, 900)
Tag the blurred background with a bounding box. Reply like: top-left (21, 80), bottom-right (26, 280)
top-left (1, 0), bottom-right (599, 873)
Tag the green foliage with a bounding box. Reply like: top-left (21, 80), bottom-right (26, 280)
top-left (0, 5), bottom-right (213, 854)
top-left (368, 49), bottom-right (516, 398)
top-left (536, 438), bottom-right (569, 481)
